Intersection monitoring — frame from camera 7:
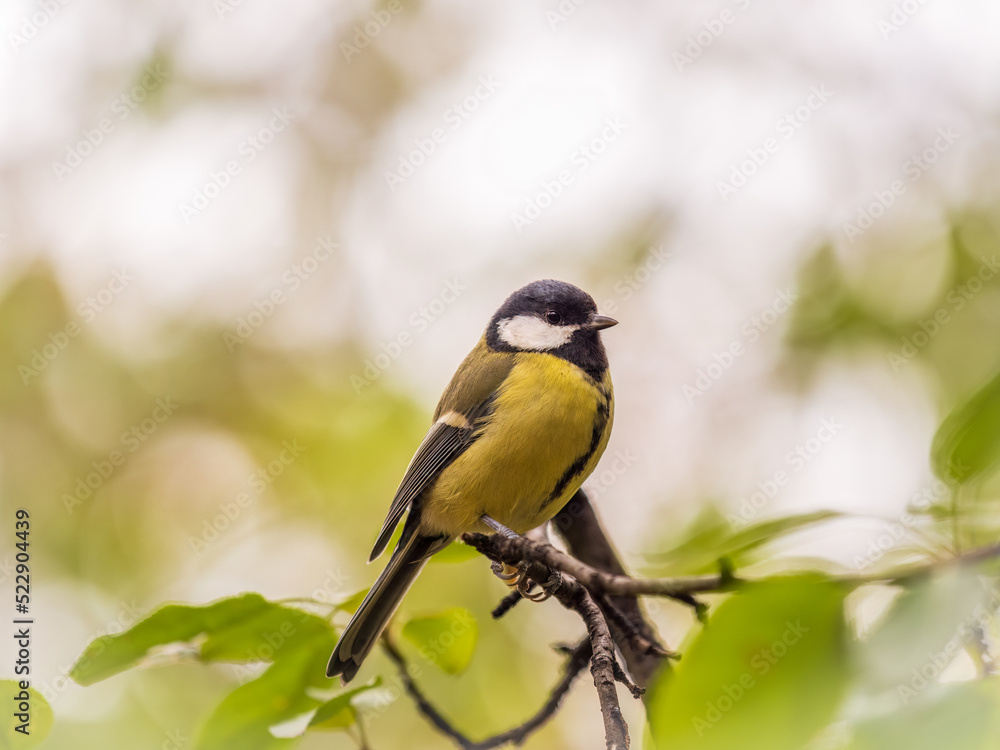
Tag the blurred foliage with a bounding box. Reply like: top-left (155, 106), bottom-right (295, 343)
top-left (641, 509), bottom-right (841, 576)
top-left (9, 230), bottom-right (1000, 748)
top-left (3, 66), bottom-right (1000, 744)
top-left (788, 212), bottom-right (1000, 404)
top-left (401, 608), bottom-right (478, 676)
top-left (845, 681), bottom-right (1000, 750)
top-left (1, 681), bottom-right (53, 749)
top-left (786, 211), bottom-right (1000, 555)
top-left (647, 576), bottom-right (850, 750)
top-left (70, 593), bottom-right (479, 748)
top-left (0, 262), bottom-right (579, 749)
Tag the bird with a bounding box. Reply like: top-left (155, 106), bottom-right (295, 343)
top-left (327, 279), bottom-right (617, 683)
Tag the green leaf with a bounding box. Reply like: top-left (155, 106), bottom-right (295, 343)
top-left (847, 681), bottom-right (1000, 750)
top-left (856, 568), bottom-right (991, 695)
top-left (1, 681), bottom-right (53, 750)
top-left (645, 510), bottom-right (841, 575)
top-left (931, 371), bottom-right (1000, 484)
top-left (401, 607), bottom-right (478, 675)
top-left (196, 633), bottom-right (335, 750)
top-left (647, 576), bottom-right (849, 750)
top-left (71, 593), bottom-right (335, 685)
top-left (307, 677), bottom-right (383, 731)
top-left (72, 593), bottom-right (272, 685)
top-left (200, 606), bottom-right (333, 662)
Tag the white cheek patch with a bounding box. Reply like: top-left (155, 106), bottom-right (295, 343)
top-left (497, 315), bottom-right (578, 351)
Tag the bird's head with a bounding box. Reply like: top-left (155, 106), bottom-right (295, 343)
top-left (486, 279), bottom-right (617, 354)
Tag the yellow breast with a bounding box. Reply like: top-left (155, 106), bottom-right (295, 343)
top-left (421, 353), bottom-right (613, 536)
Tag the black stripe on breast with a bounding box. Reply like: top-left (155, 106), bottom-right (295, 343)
top-left (540, 389), bottom-right (611, 511)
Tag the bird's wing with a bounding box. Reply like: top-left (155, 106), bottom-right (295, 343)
top-left (368, 343), bottom-right (515, 562)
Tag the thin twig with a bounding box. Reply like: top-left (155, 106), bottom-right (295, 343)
top-left (610, 657), bottom-right (644, 700)
top-left (553, 580), bottom-right (630, 749)
top-left (381, 638), bottom-right (471, 748)
top-left (852, 541), bottom-right (1000, 586)
top-left (491, 590), bottom-right (523, 619)
top-left (381, 636), bottom-right (593, 750)
top-left (595, 592), bottom-right (674, 660)
top-left (553, 490), bottom-right (668, 689)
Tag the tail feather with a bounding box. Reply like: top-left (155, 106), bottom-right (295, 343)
top-left (327, 532), bottom-right (448, 683)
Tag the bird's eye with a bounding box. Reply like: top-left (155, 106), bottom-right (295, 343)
top-left (545, 310), bottom-right (561, 325)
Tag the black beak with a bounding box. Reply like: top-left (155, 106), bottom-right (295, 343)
top-left (586, 314), bottom-right (618, 331)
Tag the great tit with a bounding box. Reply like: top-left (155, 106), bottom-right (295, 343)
top-left (327, 279), bottom-right (617, 683)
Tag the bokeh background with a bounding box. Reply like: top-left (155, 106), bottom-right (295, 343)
top-left (3, 0), bottom-right (1000, 748)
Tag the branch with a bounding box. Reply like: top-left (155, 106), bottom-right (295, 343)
top-left (594, 591), bottom-right (674, 661)
top-left (551, 578), bottom-right (631, 749)
top-left (418, 491), bottom-right (1000, 750)
top-left (553, 490), bottom-right (669, 689)
top-left (854, 541), bottom-right (1000, 586)
top-left (490, 589), bottom-right (523, 619)
top-left (381, 636), bottom-right (593, 750)
top-left (465, 534), bottom-right (1000, 604)
top-left (463, 532), bottom-right (730, 601)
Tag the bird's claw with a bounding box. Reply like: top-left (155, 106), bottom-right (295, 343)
top-left (491, 561), bottom-right (520, 581)
top-left (518, 569), bottom-right (562, 602)
top-left (492, 561), bottom-right (562, 603)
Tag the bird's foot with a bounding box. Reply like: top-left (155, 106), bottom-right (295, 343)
top-left (517, 568), bottom-right (562, 602)
top-left (490, 560), bottom-right (561, 602)
top-left (480, 514), bottom-right (560, 602)
top-left (490, 560), bottom-right (520, 581)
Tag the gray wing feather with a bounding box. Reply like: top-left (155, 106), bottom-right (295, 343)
top-left (368, 420), bottom-right (474, 562)
top-left (368, 343), bottom-right (513, 563)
